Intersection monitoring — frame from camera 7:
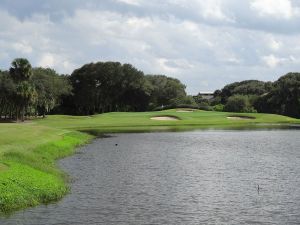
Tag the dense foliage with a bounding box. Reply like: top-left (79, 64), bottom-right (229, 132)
top-left (58, 62), bottom-right (189, 115)
top-left (59, 62), bottom-right (149, 114)
top-left (146, 75), bottom-right (188, 109)
top-left (1, 59), bottom-right (190, 118)
top-left (1, 58), bottom-right (300, 119)
top-left (224, 95), bottom-right (256, 113)
top-left (254, 73), bottom-right (300, 118)
top-left (218, 80), bottom-right (271, 104)
top-left (0, 59), bottom-right (72, 120)
top-left (209, 73), bottom-right (300, 118)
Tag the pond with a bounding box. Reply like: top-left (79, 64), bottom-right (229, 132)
top-left (1, 130), bottom-right (300, 225)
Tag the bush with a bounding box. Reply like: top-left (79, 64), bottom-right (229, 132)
top-left (224, 95), bottom-right (256, 113)
top-left (169, 95), bottom-right (198, 107)
top-left (213, 104), bottom-right (224, 112)
top-left (198, 105), bottom-right (213, 111)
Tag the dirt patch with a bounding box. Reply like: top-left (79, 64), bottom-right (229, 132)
top-left (151, 116), bottom-right (179, 121)
top-left (227, 115), bottom-right (255, 120)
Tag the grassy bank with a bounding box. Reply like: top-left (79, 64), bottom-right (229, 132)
top-left (0, 125), bottom-right (92, 213)
top-left (0, 109), bottom-right (299, 213)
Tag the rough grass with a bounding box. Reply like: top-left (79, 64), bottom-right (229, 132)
top-left (0, 109), bottom-right (299, 213)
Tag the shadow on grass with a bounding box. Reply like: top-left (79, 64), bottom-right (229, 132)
top-left (0, 119), bottom-right (14, 123)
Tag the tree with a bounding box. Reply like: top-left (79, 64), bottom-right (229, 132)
top-left (220, 80), bottom-right (268, 104)
top-left (255, 73), bottom-right (300, 118)
top-left (0, 70), bottom-right (16, 119)
top-left (1, 58), bottom-right (74, 120)
top-left (146, 75), bottom-right (187, 109)
top-left (14, 81), bottom-right (37, 121)
top-left (9, 58), bottom-right (35, 121)
top-left (213, 104), bottom-right (224, 112)
top-left (31, 68), bottom-right (72, 117)
top-left (224, 95), bottom-right (256, 113)
top-left (170, 95), bottom-right (197, 107)
top-left (117, 64), bottom-right (151, 111)
top-left (9, 58), bottom-right (32, 82)
top-left (66, 62), bottom-right (151, 115)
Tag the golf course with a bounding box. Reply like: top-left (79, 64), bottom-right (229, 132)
top-left (0, 109), bottom-right (299, 213)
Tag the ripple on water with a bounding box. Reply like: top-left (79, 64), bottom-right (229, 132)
top-left (1, 130), bottom-right (300, 225)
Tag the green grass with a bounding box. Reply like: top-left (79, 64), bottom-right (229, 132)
top-left (0, 127), bottom-right (92, 213)
top-left (35, 109), bottom-right (300, 132)
top-left (0, 109), bottom-right (299, 213)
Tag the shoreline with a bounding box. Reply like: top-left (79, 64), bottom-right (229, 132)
top-left (0, 110), bottom-right (299, 214)
top-left (0, 131), bottom-right (93, 214)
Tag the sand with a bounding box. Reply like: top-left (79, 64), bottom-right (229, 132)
top-left (151, 116), bottom-right (179, 121)
top-left (227, 116), bottom-right (255, 120)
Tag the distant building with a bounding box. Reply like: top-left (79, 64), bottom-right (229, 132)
top-left (199, 92), bottom-right (214, 100)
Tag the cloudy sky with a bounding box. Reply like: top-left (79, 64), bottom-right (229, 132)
top-left (1, 0), bottom-right (300, 94)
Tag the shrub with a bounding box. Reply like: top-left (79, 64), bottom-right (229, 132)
top-left (224, 95), bottom-right (256, 113)
top-left (213, 104), bottom-right (224, 112)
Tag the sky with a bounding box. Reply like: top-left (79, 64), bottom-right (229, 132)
top-left (0, 0), bottom-right (300, 94)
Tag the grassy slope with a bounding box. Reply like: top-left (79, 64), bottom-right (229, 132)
top-left (0, 110), bottom-right (299, 212)
top-left (0, 125), bottom-right (92, 212)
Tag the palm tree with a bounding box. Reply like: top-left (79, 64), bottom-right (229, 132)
top-left (15, 81), bottom-right (37, 121)
top-left (9, 58), bottom-right (32, 82)
top-left (9, 58), bottom-right (34, 121)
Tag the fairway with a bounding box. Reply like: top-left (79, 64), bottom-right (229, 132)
top-left (0, 110), bottom-right (299, 213)
top-left (35, 109), bottom-right (299, 131)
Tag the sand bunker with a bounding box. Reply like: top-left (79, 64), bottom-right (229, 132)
top-left (227, 116), bottom-right (255, 120)
top-left (176, 109), bottom-right (196, 113)
top-left (151, 116), bottom-right (179, 121)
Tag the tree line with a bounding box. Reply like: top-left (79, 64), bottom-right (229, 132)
top-left (1, 58), bottom-right (300, 120)
top-left (57, 61), bottom-right (192, 115)
top-left (0, 58), bottom-right (191, 119)
top-left (0, 58), bottom-right (71, 120)
top-left (196, 74), bottom-right (300, 118)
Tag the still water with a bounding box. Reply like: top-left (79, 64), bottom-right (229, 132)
top-left (1, 130), bottom-right (300, 225)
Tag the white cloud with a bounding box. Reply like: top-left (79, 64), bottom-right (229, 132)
top-left (250, 0), bottom-right (298, 19)
top-left (269, 38), bottom-right (282, 51)
top-left (262, 54), bottom-right (296, 68)
top-left (156, 58), bottom-right (179, 73)
top-left (1, 2), bottom-right (300, 93)
top-left (62, 60), bottom-right (76, 72)
top-left (12, 41), bottom-right (33, 54)
top-left (226, 57), bottom-right (241, 64)
top-left (171, 0), bottom-right (234, 23)
top-left (38, 53), bottom-right (55, 68)
top-left (127, 17), bottom-right (153, 29)
top-left (116, 0), bottom-right (142, 6)
top-left (37, 53), bottom-right (76, 72)
top-left (156, 58), bottom-right (195, 74)
top-left (262, 54), bottom-right (280, 68)
top-left (199, 0), bottom-right (234, 22)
